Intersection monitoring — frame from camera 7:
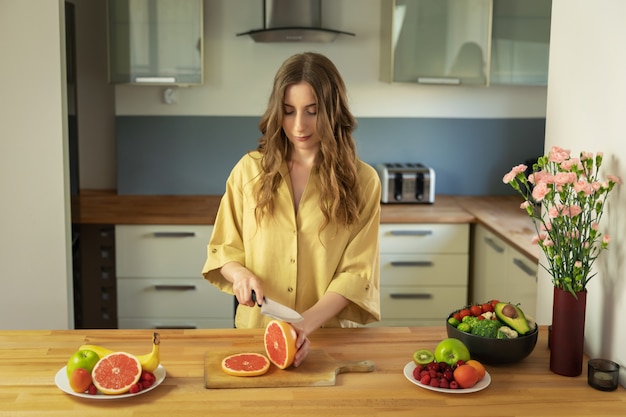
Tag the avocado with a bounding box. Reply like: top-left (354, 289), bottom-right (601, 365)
top-left (494, 302), bottom-right (531, 335)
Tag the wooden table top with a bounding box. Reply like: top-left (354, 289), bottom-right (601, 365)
top-left (1, 326), bottom-right (623, 416)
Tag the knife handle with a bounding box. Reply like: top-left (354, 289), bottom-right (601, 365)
top-left (251, 290), bottom-right (264, 306)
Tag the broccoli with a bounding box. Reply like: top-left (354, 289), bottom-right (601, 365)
top-left (461, 315), bottom-right (479, 329)
top-left (496, 326), bottom-right (519, 339)
top-left (470, 319), bottom-right (503, 338)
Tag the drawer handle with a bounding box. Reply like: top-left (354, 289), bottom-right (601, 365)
top-left (484, 237), bottom-right (505, 253)
top-left (513, 258), bottom-right (537, 278)
top-left (389, 230), bottom-right (433, 237)
top-left (154, 284), bottom-right (197, 291)
top-left (153, 325), bottom-right (197, 329)
top-left (152, 232), bottom-right (196, 238)
top-left (390, 261), bottom-right (434, 267)
top-left (390, 293), bottom-right (433, 300)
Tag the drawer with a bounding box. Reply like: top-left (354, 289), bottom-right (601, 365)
top-left (117, 277), bottom-right (233, 320)
top-left (118, 317), bottom-right (234, 329)
top-left (379, 286), bottom-right (467, 321)
top-left (380, 224), bottom-right (469, 254)
top-left (380, 254), bottom-right (468, 286)
top-left (116, 225), bottom-right (213, 277)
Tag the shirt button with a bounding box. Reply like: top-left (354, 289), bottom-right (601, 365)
top-left (211, 248), bottom-right (217, 254)
top-left (290, 258), bottom-right (295, 264)
top-left (287, 287), bottom-right (293, 293)
top-left (365, 284), bottom-right (370, 290)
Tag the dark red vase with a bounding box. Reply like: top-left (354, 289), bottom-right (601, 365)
top-left (550, 287), bottom-right (587, 376)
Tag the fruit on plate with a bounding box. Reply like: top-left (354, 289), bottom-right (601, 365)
top-left (264, 320), bottom-right (297, 369)
top-left (78, 332), bottom-right (161, 372)
top-left (434, 338), bottom-right (471, 366)
top-left (221, 353), bottom-right (270, 377)
top-left (453, 364), bottom-right (480, 389)
top-left (69, 368), bottom-right (93, 393)
top-left (465, 359), bottom-right (486, 380)
top-left (412, 349), bottom-right (435, 365)
top-left (91, 352), bottom-right (142, 395)
top-left (66, 349), bottom-right (100, 378)
top-left (494, 302), bottom-right (531, 335)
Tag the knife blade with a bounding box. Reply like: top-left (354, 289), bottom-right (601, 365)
top-left (251, 291), bottom-right (304, 323)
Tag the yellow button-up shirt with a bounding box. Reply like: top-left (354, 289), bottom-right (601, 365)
top-left (202, 151), bottom-right (381, 328)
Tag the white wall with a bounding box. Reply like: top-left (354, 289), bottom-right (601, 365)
top-left (0, 0), bottom-right (73, 329)
top-left (537, 0), bottom-right (626, 386)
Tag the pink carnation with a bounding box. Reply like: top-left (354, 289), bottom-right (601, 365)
top-left (503, 164), bottom-right (527, 184)
top-left (548, 146), bottom-right (571, 163)
top-left (554, 172), bottom-right (577, 187)
top-left (532, 182), bottom-right (550, 202)
top-left (603, 235), bottom-right (610, 244)
top-left (574, 179), bottom-right (593, 195)
top-left (607, 175), bottom-right (623, 184)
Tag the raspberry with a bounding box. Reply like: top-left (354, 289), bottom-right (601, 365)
top-left (141, 379), bottom-right (153, 389)
top-left (428, 369), bottom-right (437, 378)
top-left (455, 360), bottom-right (465, 368)
top-left (420, 370), bottom-right (429, 379)
top-left (87, 384), bottom-right (98, 395)
top-left (412, 367), bottom-right (421, 380)
top-left (427, 362), bottom-right (439, 371)
top-left (129, 382), bottom-right (143, 394)
top-left (449, 381), bottom-right (459, 389)
top-left (141, 371), bottom-right (156, 383)
top-left (439, 379), bottom-right (450, 389)
top-left (443, 370), bottom-right (454, 382)
top-left (429, 378), bottom-right (440, 387)
top-left (420, 374), bottom-right (431, 385)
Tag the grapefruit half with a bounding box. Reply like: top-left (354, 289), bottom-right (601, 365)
top-left (91, 352), bottom-right (142, 395)
top-left (221, 352), bottom-right (270, 377)
top-left (264, 319), bottom-right (297, 369)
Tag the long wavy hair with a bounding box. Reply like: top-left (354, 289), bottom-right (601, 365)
top-left (254, 52), bottom-right (361, 230)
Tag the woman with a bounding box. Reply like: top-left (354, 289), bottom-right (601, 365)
top-left (202, 52), bottom-right (380, 367)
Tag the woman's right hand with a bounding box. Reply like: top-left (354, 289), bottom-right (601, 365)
top-left (220, 262), bottom-right (264, 307)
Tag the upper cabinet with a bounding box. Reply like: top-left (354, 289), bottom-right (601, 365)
top-left (380, 0), bottom-right (551, 86)
top-left (107, 0), bottom-right (204, 85)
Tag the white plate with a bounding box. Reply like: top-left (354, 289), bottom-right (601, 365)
top-left (403, 362), bottom-right (491, 394)
top-left (55, 364), bottom-right (166, 399)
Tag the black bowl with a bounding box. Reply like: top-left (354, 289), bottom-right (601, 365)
top-left (446, 321), bottom-right (539, 364)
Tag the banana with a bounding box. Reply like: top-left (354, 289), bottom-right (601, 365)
top-left (77, 344), bottom-right (114, 359)
top-left (77, 332), bottom-right (161, 372)
top-left (136, 332), bottom-right (161, 373)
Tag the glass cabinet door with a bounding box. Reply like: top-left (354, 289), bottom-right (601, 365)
top-left (390, 0), bottom-right (492, 85)
top-left (108, 0), bottom-right (203, 85)
top-left (490, 0), bottom-right (551, 85)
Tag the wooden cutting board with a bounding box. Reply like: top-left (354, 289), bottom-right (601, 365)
top-left (204, 349), bottom-right (375, 389)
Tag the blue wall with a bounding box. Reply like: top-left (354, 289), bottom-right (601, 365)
top-left (116, 116), bottom-right (544, 196)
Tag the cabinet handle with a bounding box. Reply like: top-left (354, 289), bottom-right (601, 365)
top-left (512, 258), bottom-right (537, 278)
top-left (390, 261), bottom-right (434, 267)
top-left (154, 284), bottom-right (197, 291)
top-left (389, 230), bottom-right (433, 237)
top-left (484, 237), bottom-right (505, 253)
top-left (152, 232), bottom-right (196, 238)
top-left (390, 293), bottom-right (433, 300)
top-left (153, 325), bottom-right (197, 329)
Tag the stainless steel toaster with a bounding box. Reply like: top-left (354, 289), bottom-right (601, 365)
top-left (375, 163), bottom-right (435, 204)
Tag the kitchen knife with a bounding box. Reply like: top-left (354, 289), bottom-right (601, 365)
top-left (251, 291), bottom-right (304, 323)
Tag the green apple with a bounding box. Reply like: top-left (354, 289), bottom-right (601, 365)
top-left (434, 338), bottom-right (471, 366)
top-left (66, 349), bottom-right (99, 378)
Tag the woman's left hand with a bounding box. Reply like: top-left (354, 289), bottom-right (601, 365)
top-left (289, 322), bottom-right (311, 367)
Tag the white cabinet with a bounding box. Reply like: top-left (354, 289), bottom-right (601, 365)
top-left (472, 224), bottom-right (537, 317)
top-left (374, 224), bottom-right (469, 327)
top-left (380, 0), bottom-right (551, 86)
top-left (107, 0), bottom-right (203, 85)
top-left (115, 225), bottom-right (233, 329)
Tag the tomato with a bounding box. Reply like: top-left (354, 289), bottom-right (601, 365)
top-left (490, 299), bottom-right (500, 309)
top-left (470, 305), bottom-right (482, 317)
top-left (452, 312), bottom-right (462, 322)
top-left (481, 302), bottom-right (493, 313)
top-left (458, 309), bottom-right (471, 320)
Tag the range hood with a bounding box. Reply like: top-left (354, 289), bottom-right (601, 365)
top-left (236, 0), bottom-right (355, 43)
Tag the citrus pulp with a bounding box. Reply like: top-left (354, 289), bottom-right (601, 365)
top-left (264, 320), bottom-right (297, 369)
top-left (91, 352), bottom-right (142, 395)
top-left (221, 352), bottom-right (270, 377)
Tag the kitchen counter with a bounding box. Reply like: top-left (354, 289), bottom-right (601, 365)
top-left (1, 326), bottom-right (623, 416)
top-left (72, 190), bottom-right (538, 262)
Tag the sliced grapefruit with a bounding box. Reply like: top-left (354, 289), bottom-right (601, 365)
top-left (221, 352), bottom-right (270, 377)
top-left (91, 352), bottom-right (142, 395)
top-left (264, 319), bottom-right (297, 369)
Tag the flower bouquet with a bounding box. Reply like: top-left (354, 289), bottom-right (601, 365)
top-left (503, 146), bottom-right (621, 296)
